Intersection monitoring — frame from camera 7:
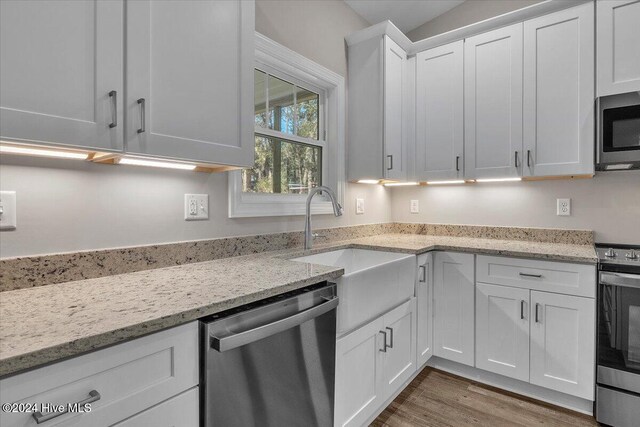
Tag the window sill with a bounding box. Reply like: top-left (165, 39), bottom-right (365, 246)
top-left (228, 192), bottom-right (337, 218)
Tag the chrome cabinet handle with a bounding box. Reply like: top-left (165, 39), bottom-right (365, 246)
top-left (514, 151), bottom-right (519, 168)
top-left (520, 300), bottom-right (525, 320)
top-left (527, 149), bottom-right (532, 167)
top-left (519, 272), bottom-right (542, 278)
top-left (108, 91), bottom-right (117, 128)
top-left (379, 330), bottom-right (388, 352)
top-left (387, 155), bottom-right (393, 171)
top-left (137, 98), bottom-right (146, 133)
top-left (456, 155), bottom-right (460, 172)
top-left (386, 326), bottom-right (394, 349)
top-left (535, 303), bottom-right (541, 323)
top-left (419, 265), bottom-right (426, 283)
top-left (32, 390), bottom-right (100, 424)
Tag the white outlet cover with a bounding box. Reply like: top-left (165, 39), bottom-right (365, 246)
top-left (557, 198), bottom-right (571, 216)
top-left (356, 198), bottom-right (364, 215)
top-left (0, 191), bottom-right (17, 230)
top-left (410, 199), bottom-right (419, 214)
top-left (185, 194), bottom-right (209, 220)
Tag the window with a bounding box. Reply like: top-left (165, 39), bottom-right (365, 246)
top-left (229, 33), bottom-right (345, 218)
top-left (243, 70), bottom-right (324, 195)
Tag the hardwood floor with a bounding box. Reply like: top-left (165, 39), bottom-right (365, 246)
top-left (371, 368), bottom-right (599, 427)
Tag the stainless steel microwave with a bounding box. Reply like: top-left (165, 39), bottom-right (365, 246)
top-left (597, 91), bottom-right (640, 171)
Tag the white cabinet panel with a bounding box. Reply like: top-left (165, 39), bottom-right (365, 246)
top-left (415, 41), bottom-right (464, 181)
top-left (126, 0), bottom-right (254, 166)
top-left (335, 317), bottom-right (384, 427)
top-left (0, 0), bottom-right (124, 152)
top-left (112, 387), bottom-right (199, 427)
top-left (523, 2), bottom-right (594, 177)
top-left (434, 252), bottom-right (475, 366)
top-left (416, 253), bottom-right (434, 367)
top-left (382, 299), bottom-right (417, 399)
top-left (530, 291), bottom-right (596, 400)
top-left (465, 23), bottom-right (523, 179)
top-left (476, 283), bottom-right (530, 382)
top-left (597, 0), bottom-right (640, 96)
top-left (384, 36), bottom-right (407, 181)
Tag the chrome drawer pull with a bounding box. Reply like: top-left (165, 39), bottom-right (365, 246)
top-left (108, 91), bottom-right (117, 128)
top-left (519, 272), bottom-right (542, 278)
top-left (386, 326), bottom-right (394, 349)
top-left (32, 390), bottom-right (100, 424)
top-left (137, 98), bottom-right (146, 133)
top-left (379, 330), bottom-right (388, 352)
top-left (419, 265), bottom-right (426, 283)
top-left (387, 155), bottom-right (393, 171)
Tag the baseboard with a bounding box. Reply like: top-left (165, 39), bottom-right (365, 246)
top-left (427, 356), bottom-right (595, 415)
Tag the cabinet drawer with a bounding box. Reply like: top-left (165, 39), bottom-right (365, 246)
top-left (476, 255), bottom-right (596, 298)
top-left (112, 387), bottom-right (199, 427)
top-left (0, 322), bottom-right (198, 427)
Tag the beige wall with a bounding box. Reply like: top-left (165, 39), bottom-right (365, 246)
top-left (407, 0), bottom-right (545, 41)
top-left (391, 171), bottom-right (640, 244)
top-left (0, 0), bottom-right (389, 258)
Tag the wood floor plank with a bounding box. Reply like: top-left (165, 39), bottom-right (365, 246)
top-left (371, 367), bottom-right (599, 427)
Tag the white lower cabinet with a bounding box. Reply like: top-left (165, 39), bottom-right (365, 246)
top-left (112, 387), bottom-right (199, 427)
top-left (475, 283), bottom-right (530, 382)
top-left (335, 299), bottom-right (416, 427)
top-left (530, 290), bottom-right (596, 400)
top-left (416, 253), bottom-right (434, 367)
top-left (433, 252), bottom-right (475, 366)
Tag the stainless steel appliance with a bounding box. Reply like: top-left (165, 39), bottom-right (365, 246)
top-left (596, 244), bottom-right (640, 427)
top-left (597, 91), bottom-right (640, 171)
top-left (200, 283), bottom-right (338, 427)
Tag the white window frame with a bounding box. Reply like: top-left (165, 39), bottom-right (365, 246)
top-left (228, 32), bottom-right (345, 218)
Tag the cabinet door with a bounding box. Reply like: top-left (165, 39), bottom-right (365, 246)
top-left (523, 3), bottom-right (594, 177)
top-left (597, 0), bottom-right (640, 96)
top-left (0, 0), bottom-right (124, 152)
top-left (415, 41), bottom-right (464, 181)
top-left (434, 252), bottom-right (475, 366)
top-left (416, 253), bottom-right (434, 367)
top-left (335, 317), bottom-right (385, 427)
top-left (383, 35), bottom-right (406, 181)
top-left (382, 299), bottom-right (417, 400)
top-left (126, 0), bottom-right (254, 166)
top-left (112, 387), bottom-right (198, 427)
top-left (465, 23), bottom-right (523, 180)
top-left (530, 291), bottom-right (596, 400)
top-left (475, 283), bottom-right (530, 382)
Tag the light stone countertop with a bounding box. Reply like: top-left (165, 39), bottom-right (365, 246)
top-left (0, 233), bottom-right (596, 378)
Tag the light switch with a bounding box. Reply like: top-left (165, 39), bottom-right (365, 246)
top-left (185, 194), bottom-right (209, 220)
top-left (557, 198), bottom-right (571, 216)
top-left (0, 191), bottom-right (17, 231)
top-left (410, 199), bottom-right (419, 214)
top-left (356, 198), bottom-right (364, 215)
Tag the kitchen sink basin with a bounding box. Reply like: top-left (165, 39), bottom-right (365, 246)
top-left (292, 249), bottom-right (415, 335)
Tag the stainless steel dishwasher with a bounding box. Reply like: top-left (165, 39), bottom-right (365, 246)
top-left (200, 282), bottom-right (338, 427)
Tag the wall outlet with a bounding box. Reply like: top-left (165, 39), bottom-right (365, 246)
top-left (356, 198), bottom-right (364, 215)
top-left (0, 191), bottom-right (17, 231)
top-left (410, 199), bottom-right (419, 214)
top-left (185, 194), bottom-right (209, 220)
top-left (557, 198), bottom-right (571, 216)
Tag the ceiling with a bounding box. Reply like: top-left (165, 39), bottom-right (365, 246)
top-left (345, 0), bottom-right (465, 33)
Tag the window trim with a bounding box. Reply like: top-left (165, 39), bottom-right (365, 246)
top-left (228, 32), bottom-right (345, 218)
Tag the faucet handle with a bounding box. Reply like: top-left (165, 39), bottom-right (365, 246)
top-left (312, 233), bottom-right (327, 240)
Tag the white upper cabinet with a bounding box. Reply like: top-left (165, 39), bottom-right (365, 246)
top-left (597, 0), bottom-right (640, 96)
top-left (347, 34), bottom-right (407, 182)
top-left (415, 41), bottom-right (464, 181)
top-left (433, 252), bottom-right (475, 367)
top-left (0, 0), bottom-right (124, 152)
top-left (523, 3), bottom-right (594, 177)
top-left (475, 283), bottom-right (530, 382)
top-left (126, 0), bottom-right (254, 166)
top-left (529, 290), bottom-right (596, 400)
top-left (464, 24), bottom-right (524, 180)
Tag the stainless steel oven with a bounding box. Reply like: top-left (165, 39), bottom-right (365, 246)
top-left (596, 245), bottom-right (640, 427)
top-left (597, 92), bottom-right (640, 171)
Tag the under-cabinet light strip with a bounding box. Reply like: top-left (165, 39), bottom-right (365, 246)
top-left (119, 157), bottom-right (197, 171)
top-left (0, 144), bottom-right (88, 160)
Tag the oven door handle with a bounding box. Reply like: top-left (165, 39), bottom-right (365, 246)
top-left (600, 272), bottom-right (640, 289)
top-left (210, 296), bottom-right (339, 352)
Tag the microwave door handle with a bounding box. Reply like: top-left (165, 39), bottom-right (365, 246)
top-left (596, 97), bottom-right (602, 165)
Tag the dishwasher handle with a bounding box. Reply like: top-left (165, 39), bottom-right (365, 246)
top-left (210, 296), bottom-right (339, 352)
